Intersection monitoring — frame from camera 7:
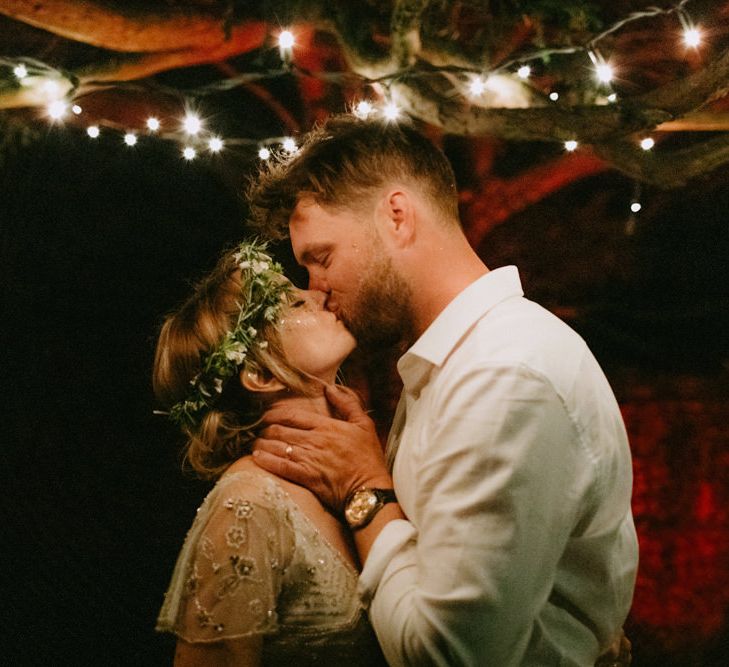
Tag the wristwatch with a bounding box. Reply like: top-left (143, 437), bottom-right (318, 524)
top-left (344, 487), bottom-right (397, 530)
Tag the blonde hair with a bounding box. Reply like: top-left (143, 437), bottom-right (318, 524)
top-left (153, 247), bottom-right (319, 479)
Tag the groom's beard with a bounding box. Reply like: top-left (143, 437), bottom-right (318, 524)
top-left (342, 249), bottom-right (415, 353)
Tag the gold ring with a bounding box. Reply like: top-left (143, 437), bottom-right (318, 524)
top-left (285, 445), bottom-right (294, 459)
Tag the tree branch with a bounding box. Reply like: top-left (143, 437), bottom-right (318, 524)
top-left (0, 0), bottom-right (245, 52)
top-left (593, 134), bottom-right (729, 188)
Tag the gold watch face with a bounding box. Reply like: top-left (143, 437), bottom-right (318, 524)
top-left (345, 489), bottom-right (378, 527)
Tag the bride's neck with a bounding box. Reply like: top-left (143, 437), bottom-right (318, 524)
top-left (268, 389), bottom-right (333, 417)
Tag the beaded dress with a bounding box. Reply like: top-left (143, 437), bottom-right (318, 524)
top-left (156, 469), bottom-right (386, 665)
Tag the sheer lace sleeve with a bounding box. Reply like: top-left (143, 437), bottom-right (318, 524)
top-left (157, 471), bottom-right (296, 643)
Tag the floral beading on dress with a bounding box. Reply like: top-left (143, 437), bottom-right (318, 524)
top-left (157, 470), bottom-right (386, 666)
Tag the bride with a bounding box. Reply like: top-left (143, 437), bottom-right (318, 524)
top-left (153, 239), bottom-right (386, 665)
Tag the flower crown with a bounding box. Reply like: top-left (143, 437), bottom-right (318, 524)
top-left (168, 239), bottom-right (291, 429)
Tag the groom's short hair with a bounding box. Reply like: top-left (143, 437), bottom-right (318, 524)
top-left (248, 114), bottom-right (460, 239)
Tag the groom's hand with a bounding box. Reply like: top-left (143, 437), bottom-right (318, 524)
top-left (252, 384), bottom-right (393, 514)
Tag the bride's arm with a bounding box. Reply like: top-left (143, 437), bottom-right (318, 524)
top-left (174, 636), bottom-right (262, 667)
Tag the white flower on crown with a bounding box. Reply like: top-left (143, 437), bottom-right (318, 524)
top-left (252, 260), bottom-right (269, 274)
top-left (264, 306), bottom-right (278, 321)
top-left (213, 378), bottom-right (224, 394)
top-left (247, 326), bottom-right (257, 337)
top-left (225, 343), bottom-right (247, 365)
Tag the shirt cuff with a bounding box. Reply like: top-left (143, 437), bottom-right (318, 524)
top-left (358, 518), bottom-right (416, 608)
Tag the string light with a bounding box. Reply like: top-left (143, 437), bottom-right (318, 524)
top-left (382, 101), bottom-right (400, 122)
top-left (207, 137), bottom-right (224, 153)
top-left (182, 113), bottom-right (202, 135)
top-left (468, 76), bottom-right (486, 97)
top-left (683, 26), bottom-right (702, 48)
top-left (354, 100), bottom-right (373, 119)
top-left (278, 30), bottom-right (295, 50)
top-left (0, 4), bottom-right (715, 165)
top-left (182, 146), bottom-right (196, 160)
top-left (630, 202), bottom-right (642, 213)
top-left (282, 137), bottom-right (297, 153)
top-left (47, 100), bottom-right (67, 120)
top-left (595, 61), bottom-right (614, 84)
top-left (278, 29), bottom-right (295, 64)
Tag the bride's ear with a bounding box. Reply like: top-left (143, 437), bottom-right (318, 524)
top-left (239, 367), bottom-right (286, 394)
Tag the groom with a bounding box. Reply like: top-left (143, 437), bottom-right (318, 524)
top-left (250, 114), bottom-right (638, 666)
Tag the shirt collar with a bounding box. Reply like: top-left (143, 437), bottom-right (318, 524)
top-left (397, 266), bottom-right (523, 394)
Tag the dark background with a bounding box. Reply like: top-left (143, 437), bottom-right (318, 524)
top-left (2, 121), bottom-right (729, 665)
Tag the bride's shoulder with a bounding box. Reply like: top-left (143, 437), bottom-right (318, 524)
top-left (216, 456), bottom-right (283, 499)
top-left (223, 456), bottom-right (317, 502)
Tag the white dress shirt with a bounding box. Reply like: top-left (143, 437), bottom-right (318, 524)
top-left (359, 266), bottom-right (638, 666)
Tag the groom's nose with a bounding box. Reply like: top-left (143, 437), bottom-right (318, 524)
top-left (306, 266), bottom-right (329, 295)
top-left (308, 290), bottom-right (327, 308)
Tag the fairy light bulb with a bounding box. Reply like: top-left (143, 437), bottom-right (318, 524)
top-left (182, 146), bottom-right (196, 160)
top-left (87, 125), bottom-right (100, 138)
top-left (354, 100), bottom-right (373, 119)
top-left (564, 140), bottom-right (578, 152)
top-left (146, 117), bottom-right (160, 132)
top-left (278, 30), bottom-right (295, 63)
top-left (279, 30), bottom-right (295, 50)
top-left (258, 147), bottom-right (271, 160)
top-left (208, 137), bottom-right (224, 153)
top-left (124, 133), bottom-right (137, 146)
top-left (47, 99), bottom-right (67, 120)
top-left (517, 65), bottom-right (531, 79)
top-left (383, 101), bottom-right (400, 121)
top-left (549, 92), bottom-right (559, 101)
top-left (640, 137), bottom-right (655, 151)
top-left (683, 26), bottom-right (701, 48)
top-left (630, 202), bottom-right (642, 213)
top-left (607, 93), bottom-right (617, 103)
top-left (282, 137), bottom-right (297, 153)
top-left (183, 113), bottom-right (202, 135)
top-left (71, 104), bottom-right (82, 115)
top-left (468, 76), bottom-right (486, 97)
top-left (13, 64), bottom-right (28, 79)
top-left (595, 62), bottom-right (614, 84)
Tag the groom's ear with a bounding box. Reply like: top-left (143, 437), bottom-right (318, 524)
top-left (240, 367), bottom-right (286, 394)
top-left (378, 188), bottom-right (416, 247)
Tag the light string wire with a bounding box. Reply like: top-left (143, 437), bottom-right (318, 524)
top-left (0, 0), bottom-right (706, 163)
